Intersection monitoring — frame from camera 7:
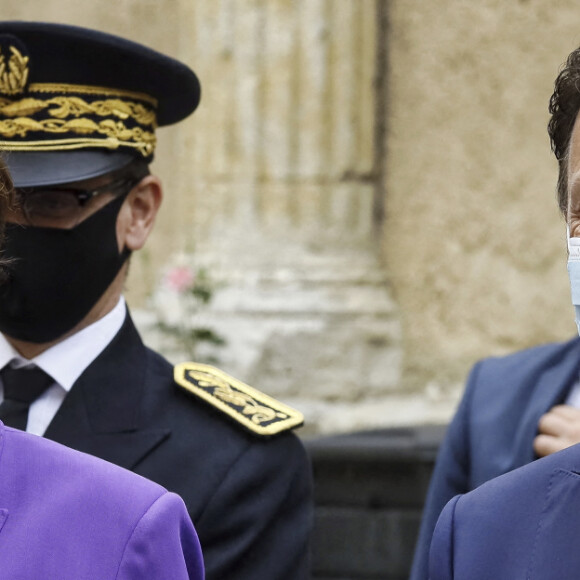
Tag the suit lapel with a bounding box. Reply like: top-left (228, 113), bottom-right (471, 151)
top-left (512, 338), bottom-right (580, 467)
top-left (44, 311), bottom-right (170, 470)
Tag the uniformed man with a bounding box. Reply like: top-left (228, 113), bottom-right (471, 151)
top-left (0, 21), bottom-right (312, 579)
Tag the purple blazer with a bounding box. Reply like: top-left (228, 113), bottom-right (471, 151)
top-left (0, 421), bottom-right (204, 579)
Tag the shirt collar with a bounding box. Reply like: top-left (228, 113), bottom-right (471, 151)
top-left (0, 297), bottom-right (127, 392)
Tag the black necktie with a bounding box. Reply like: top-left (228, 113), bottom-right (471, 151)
top-left (0, 365), bottom-right (54, 430)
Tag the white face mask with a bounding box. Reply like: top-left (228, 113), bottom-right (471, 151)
top-left (567, 226), bottom-right (580, 335)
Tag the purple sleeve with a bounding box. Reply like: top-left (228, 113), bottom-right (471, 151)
top-left (116, 491), bottom-right (204, 580)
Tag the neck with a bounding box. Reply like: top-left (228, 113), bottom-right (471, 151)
top-left (5, 334), bottom-right (63, 359)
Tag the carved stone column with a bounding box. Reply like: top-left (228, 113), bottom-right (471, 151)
top-left (138, 0), bottom-right (404, 435)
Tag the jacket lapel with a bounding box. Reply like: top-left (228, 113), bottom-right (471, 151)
top-left (44, 311), bottom-right (170, 470)
top-left (512, 338), bottom-right (580, 467)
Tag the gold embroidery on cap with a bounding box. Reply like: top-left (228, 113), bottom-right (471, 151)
top-left (0, 52), bottom-right (158, 157)
top-left (0, 117), bottom-right (155, 156)
top-left (0, 46), bottom-right (29, 96)
top-left (0, 96), bottom-right (157, 128)
top-left (28, 83), bottom-right (158, 107)
top-left (0, 137), bottom-right (150, 154)
top-left (0, 98), bottom-right (45, 117)
top-left (174, 362), bottom-right (304, 436)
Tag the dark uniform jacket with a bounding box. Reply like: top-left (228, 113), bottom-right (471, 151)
top-left (43, 309), bottom-right (313, 580)
top-left (410, 336), bottom-right (580, 580)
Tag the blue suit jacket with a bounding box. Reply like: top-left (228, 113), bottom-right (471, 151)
top-left (411, 336), bottom-right (580, 580)
top-left (429, 442), bottom-right (580, 579)
top-left (0, 421), bottom-right (204, 579)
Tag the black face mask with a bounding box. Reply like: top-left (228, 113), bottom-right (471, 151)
top-left (0, 194), bottom-right (131, 343)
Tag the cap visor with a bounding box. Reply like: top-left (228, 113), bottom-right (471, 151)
top-left (4, 150), bottom-right (137, 187)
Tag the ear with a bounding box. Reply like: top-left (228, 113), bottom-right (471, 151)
top-left (117, 175), bottom-right (163, 252)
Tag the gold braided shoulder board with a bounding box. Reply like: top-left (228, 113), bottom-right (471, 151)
top-left (174, 362), bottom-right (304, 436)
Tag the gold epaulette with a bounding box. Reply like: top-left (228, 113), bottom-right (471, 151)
top-left (174, 362), bottom-right (304, 436)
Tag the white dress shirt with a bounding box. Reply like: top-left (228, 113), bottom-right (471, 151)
top-left (566, 379), bottom-right (580, 408)
top-left (0, 297), bottom-right (126, 436)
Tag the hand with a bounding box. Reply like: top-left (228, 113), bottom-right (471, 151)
top-left (534, 405), bottom-right (580, 457)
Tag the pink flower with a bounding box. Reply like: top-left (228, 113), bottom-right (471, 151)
top-left (164, 266), bottom-right (195, 293)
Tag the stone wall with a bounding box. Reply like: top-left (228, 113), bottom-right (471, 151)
top-left (382, 0), bottom-right (580, 401)
top-left (1, 1), bottom-right (579, 434)
top-left (133, 0), bottom-right (409, 436)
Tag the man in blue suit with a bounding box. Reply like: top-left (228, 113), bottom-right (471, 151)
top-left (412, 44), bottom-right (580, 580)
top-left (429, 442), bottom-right (580, 579)
top-left (411, 338), bottom-right (580, 579)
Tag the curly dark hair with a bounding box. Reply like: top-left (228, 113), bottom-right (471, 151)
top-left (548, 48), bottom-right (580, 214)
